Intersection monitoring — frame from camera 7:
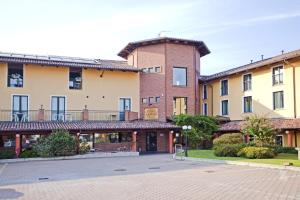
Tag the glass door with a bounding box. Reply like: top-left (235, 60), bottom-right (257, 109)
top-left (51, 96), bottom-right (65, 121)
top-left (12, 95), bottom-right (28, 122)
top-left (119, 98), bottom-right (131, 121)
top-left (146, 132), bottom-right (157, 152)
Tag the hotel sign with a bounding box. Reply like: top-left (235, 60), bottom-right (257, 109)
top-left (144, 108), bottom-right (158, 120)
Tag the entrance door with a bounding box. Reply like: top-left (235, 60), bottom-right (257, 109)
top-left (146, 132), bottom-right (157, 152)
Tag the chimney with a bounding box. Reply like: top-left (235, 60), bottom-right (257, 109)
top-left (261, 55), bottom-right (264, 60)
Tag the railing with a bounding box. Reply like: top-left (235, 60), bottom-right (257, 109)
top-left (0, 110), bottom-right (126, 122)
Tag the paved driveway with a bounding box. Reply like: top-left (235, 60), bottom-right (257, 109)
top-left (0, 154), bottom-right (300, 200)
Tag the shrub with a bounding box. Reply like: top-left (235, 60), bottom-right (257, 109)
top-left (0, 150), bottom-right (15, 159)
top-left (20, 149), bottom-right (39, 158)
top-left (213, 133), bottom-right (243, 146)
top-left (274, 146), bottom-right (298, 154)
top-left (79, 141), bottom-right (90, 154)
top-left (214, 143), bottom-right (246, 157)
top-left (35, 130), bottom-right (76, 157)
top-left (238, 147), bottom-right (275, 159)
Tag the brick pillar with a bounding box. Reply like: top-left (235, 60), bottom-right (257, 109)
top-left (287, 131), bottom-right (293, 147)
top-left (245, 134), bottom-right (250, 143)
top-left (82, 107), bottom-right (89, 121)
top-left (169, 131), bottom-right (174, 154)
top-left (76, 133), bottom-right (80, 154)
top-left (15, 134), bottom-right (21, 158)
top-left (38, 108), bottom-right (45, 121)
top-left (131, 131), bottom-right (137, 152)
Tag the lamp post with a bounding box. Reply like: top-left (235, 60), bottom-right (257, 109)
top-left (182, 125), bottom-right (192, 157)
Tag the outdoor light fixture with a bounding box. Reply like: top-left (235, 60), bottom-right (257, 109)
top-left (182, 125), bottom-right (192, 157)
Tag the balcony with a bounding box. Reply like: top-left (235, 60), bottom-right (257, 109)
top-left (0, 109), bottom-right (128, 122)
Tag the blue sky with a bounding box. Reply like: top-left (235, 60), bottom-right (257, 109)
top-left (0, 0), bottom-right (299, 74)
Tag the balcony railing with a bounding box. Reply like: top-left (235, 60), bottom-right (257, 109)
top-left (0, 110), bottom-right (126, 122)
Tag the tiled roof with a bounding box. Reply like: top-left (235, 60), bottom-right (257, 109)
top-left (0, 51), bottom-right (140, 72)
top-left (200, 49), bottom-right (300, 82)
top-left (219, 118), bottom-right (300, 132)
top-left (118, 37), bottom-right (210, 59)
top-left (0, 120), bottom-right (180, 133)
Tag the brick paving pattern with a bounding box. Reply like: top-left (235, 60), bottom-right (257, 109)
top-left (0, 155), bottom-right (300, 200)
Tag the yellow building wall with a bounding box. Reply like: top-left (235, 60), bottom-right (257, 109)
top-left (0, 63), bottom-right (140, 112)
top-left (200, 59), bottom-right (300, 120)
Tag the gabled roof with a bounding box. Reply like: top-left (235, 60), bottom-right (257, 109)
top-left (0, 51), bottom-right (140, 72)
top-left (118, 37), bottom-right (210, 59)
top-left (200, 49), bottom-right (300, 82)
top-left (0, 120), bottom-right (180, 133)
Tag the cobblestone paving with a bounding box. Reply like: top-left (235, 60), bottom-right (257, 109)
top-left (0, 155), bottom-right (300, 200)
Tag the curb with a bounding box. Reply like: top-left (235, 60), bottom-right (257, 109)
top-left (176, 156), bottom-right (300, 172)
top-left (0, 152), bottom-right (140, 164)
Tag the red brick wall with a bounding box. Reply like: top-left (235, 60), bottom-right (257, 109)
top-left (136, 131), bottom-right (168, 153)
top-left (132, 42), bottom-right (201, 121)
top-left (94, 142), bottom-right (132, 152)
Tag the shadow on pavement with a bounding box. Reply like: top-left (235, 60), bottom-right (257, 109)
top-left (0, 188), bottom-right (23, 199)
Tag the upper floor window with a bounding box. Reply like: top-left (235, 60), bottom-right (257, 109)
top-left (7, 63), bottom-right (23, 88)
top-left (243, 74), bottom-right (252, 91)
top-left (69, 68), bottom-right (82, 89)
top-left (273, 91), bottom-right (284, 110)
top-left (173, 67), bottom-right (187, 86)
top-left (272, 66), bottom-right (283, 85)
top-left (221, 100), bottom-right (228, 116)
top-left (221, 80), bottom-right (228, 96)
top-left (173, 97), bottom-right (187, 115)
top-left (155, 96), bottom-right (160, 103)
top-left (203, 103), bottom-right (208, 116)
top-left (149, 97), bottom-right (155, 104)
top-left (142, 98), bottom-right (148, 104)
top-left (12, 95), bottom-right (28, 122)
top-left (243, 96), bottom-right (252, 113)
top-left (149, 67), bottom-right (155, 73)
top-left (155, 67), bottom-right (161, 73)
top-left (203, 85), bottom-right (207, 99)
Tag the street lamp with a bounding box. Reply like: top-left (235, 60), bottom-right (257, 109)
top-left (182, 125), bottom-right (192, 157)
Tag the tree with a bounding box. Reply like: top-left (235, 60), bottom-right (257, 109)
top-left (173, 114), bottom-right (219, 148)
top-left (241, 115), bottom-right (276, 147)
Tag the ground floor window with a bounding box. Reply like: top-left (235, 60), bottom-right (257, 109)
top-left (275, 135), bottom-right (283, 146)
top-left (94, 133), bottom-right (132, 144)
top-left (0, 135), bottom-right (16, 148)
top-left (21, 135), bottom-right (40, 150)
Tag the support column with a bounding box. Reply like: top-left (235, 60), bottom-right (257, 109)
top-left (15, 134), bottom-right (21, 158)
top-left (131, 131), bottom-right (137, 152)
top-left (245, 134), bottom-right (250, 143)
top-left (76, 133), bottom-right (80, 154)
top-left (38, 105), bottom-right (45, 121)
top-left (82, 105), bottom-right (89, 121)
top-left (169, 131), bottom-right (174, 154)
top-left (287, 131), bottom-right (293, 147)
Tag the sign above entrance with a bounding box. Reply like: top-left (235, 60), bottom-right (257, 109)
top-left (144, 108), bottom-right (158, 120)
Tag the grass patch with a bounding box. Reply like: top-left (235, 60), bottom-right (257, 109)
top-left (183, 150), bottom-right (300, 167)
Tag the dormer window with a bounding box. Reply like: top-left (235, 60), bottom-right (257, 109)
top-left (69, 68), bottom-right (82, 90)
top-left (7, 63), bottom-right (23, 87)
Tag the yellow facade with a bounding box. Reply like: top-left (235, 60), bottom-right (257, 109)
top-left (200, 58), bottom-right (300, 120)
top-left (0, 63), bottom-right (140, 113)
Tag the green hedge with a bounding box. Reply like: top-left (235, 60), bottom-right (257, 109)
top-left (20, 149), bottom-right (39, 158)
top-left (0, 150), bottom-right (15, 159)
top-left (273, 146), bottom-right (298, 154)
top-left (238, 147), bottom-right (275, 159)
top-left (214, 144), bottom-right (245, 157)
top-left (213, 133), bottom-right (243, 146)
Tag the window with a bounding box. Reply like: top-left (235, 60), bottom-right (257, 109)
top-left (7, 63), bottom-right (23, 87)
top-left (12, 95), bottom-right (28, 122)
top-left (149, 67), bottom-right (155, 73)
top-left (275, 135), bottom-right (283, 146)
top-left (272, 66), bottom-right (283, 85)
top-left (155, 96), bottom-right (160, 103)
top-left (155, 67), bottom-right (161, 73)
top-left (243, 74), bottom-right (252, 91)
top-left (273, 91), bottom-right (284, 110)
top-left (119, 98), bottom-right (131, 121)
top-left (221, 80), bottom-right (228, 96)
top-left (203, 103), bottom-right (208, 116)
top-left (173, 97), bottom-right (187, 115)
top-left (94, 133), bottom-right (132, 144)
top-left (173, 67), bottom-right (187, 86)
top-left (51, 96), bottom-right (65, 121)
top-left (243, 96), bottom-right (252, 113)
top-left (221, 100), bottom-right (228, 116)
top-left (149, 97), bottom-right (155, 104)
top-left (142, 98), bottom-right (148, 104)
top-left (69, 68), bottom-right (82, 89)
top-left (142, 68), bottom-right (148, 73)
top-left (203, 85), bottom-right (207, 99)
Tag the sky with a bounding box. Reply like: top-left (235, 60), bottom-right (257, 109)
top-left (0, 0), bottom-right (299, 75)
